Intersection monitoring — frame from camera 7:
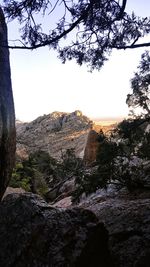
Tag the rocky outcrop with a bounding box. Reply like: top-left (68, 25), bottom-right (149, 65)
top-left (0, 193), bottom-right (112, 267)
top-left (16, 111), bottom-right (93, 160)
top-left (2, 186), bottom-right (25, 199)
top-left (0, 7), bottom-right (16, 199)
top-left (83, 129), bottom-right (100, 166)
top-left (82, 195), bottom-right (150, 267)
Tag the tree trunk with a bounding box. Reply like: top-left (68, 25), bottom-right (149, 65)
top-left (0, 7), bottom-right (16, 200)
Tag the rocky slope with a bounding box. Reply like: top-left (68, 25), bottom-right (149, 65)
top-left (16, 110), bottom-right (93, 160)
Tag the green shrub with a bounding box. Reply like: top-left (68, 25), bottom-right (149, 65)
top-left (10, 151), bottom-right (54, 197)
top-left (10, 163), bottom-right (31, 191)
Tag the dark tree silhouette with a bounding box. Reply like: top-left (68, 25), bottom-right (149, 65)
top-left (0, 7), bottom-right (16, 200)
top-left (127, 51), bottom-right (150, 118)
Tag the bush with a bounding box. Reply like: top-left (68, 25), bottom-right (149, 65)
top-left (11, 149), bottom-right (83, 200)
top-left (10, 163), bottom-right (31, 191)
top-left (10, 151), bottom-right (54, 197)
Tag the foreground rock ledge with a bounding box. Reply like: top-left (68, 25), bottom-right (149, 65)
top-left (84, 196), bottom-right (150, 267)
top-left (0, 193), bottom-right (111, 267)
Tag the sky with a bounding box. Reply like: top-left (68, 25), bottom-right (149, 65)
top-left (4, 0), bottom-right (150, 122)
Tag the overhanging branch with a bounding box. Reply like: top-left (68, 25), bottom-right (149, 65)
top-left (113, 42), bottom-right (150, 50)
top-left (7, 3), bottom-right (92, 50)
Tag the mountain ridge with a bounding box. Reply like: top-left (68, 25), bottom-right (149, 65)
top-left (16, 110), bottom-right (93, 160)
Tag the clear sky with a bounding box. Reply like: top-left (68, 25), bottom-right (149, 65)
top-left (5, 0), bottom-right (150, 122)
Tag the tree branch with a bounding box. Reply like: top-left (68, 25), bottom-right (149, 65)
top-left (120, 0), bottom-right (127, 17)
top-left (7, 3), bottom-right (91, 50)
top-left (112, 41), bottom-right (150, 50)
top-left (6, 0), bottom-right (150, 53)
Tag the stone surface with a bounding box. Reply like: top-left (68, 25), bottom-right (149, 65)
top-left (83, 129), bottom-right (100, 166)
top-left (16, 111), bottom-right (93, 160)
top-left (82, 195), bottom-right (150, 267)
top-left (59, 178), bottom-right (75, 195)
top-left (0, 193), bottom-right (112, 267)
top-left (53, 196), bottom-right (72, 208)
top-left (0, 8), bottom-right (16, 199)
top-left (2, 186), bottom-right (25, 199)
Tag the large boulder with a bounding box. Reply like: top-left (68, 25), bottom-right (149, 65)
top-left (86, 196), bottom-right (150, 267)
top-left (2, 186), bottom-right (25, 199)
top-left (0, 193), bottom-right (112, 267)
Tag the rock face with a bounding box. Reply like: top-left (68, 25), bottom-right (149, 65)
top-left (16, 110), bottom-right (93, 160)
top-left (0, 8), bottom-right (16, 199)
top-left (83, 129), bottom-right (100, 166)
top-left (2, 186), bottom-right (25, 199)
top-left (0, 193), bottom-right (112, 267)
top-left (84, 196), bottom-right (150, 267)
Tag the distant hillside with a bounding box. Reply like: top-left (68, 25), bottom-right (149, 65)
top-left (16, 110), bottom-right (93, 160)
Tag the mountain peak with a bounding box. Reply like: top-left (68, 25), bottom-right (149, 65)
top-left (16, 110), bottom-right (93, 160)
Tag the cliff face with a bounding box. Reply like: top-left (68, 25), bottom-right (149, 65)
top-left (83, 130), bottom-right (100, 166)
top-left (16, 110), bottom-right (93, 160)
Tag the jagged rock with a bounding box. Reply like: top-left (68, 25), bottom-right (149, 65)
top-left (2, 186), bottom-right (25, 199)
top-left (59, 178), bottom-right (75, 195)
top-left (48, 178), bottom-right (76, 204)
top-left (16, 111), bottom-right (93, 160)
top-left (0, 193), bottom-right (112, 267)
top-left (84, 196), bottom-right (150, 267)
top-left (83, 129), bottom-right (100, 166)
top-left (16, 143), bottom-right (29, 160)
top-left (53, 196), bottom-right (72, 208)
top-left (0, 8), bottom-right (16, 199)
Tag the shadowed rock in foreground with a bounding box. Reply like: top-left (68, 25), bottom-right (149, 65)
top-left (83, 195), bottom-right (150, 267)
top-left (0, 193), bottom-right (111, 267)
